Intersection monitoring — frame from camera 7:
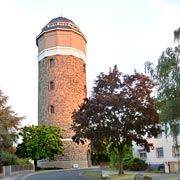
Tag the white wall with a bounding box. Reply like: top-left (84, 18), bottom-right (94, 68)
top-left (133, 133), bottom-right (180, 165)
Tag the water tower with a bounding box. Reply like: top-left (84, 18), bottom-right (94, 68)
top-left (36, 16), bottom-right (90, 168)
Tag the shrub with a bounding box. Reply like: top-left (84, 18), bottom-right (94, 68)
top-left (0, 151), bottom-right (19, 165)
top-left (110, 146), bottom-right (133, 170)
top-left (110, 149), bottom-right (119, 169)
top-left (16, 158), bottom-right (32, 165)
top-left (124, 157), bottom-right (148, 171)
top-left (0, 151), bottom-right (32, 166)
top-left (91, 147), bottom-right (110, 166)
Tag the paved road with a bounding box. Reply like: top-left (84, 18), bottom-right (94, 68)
top-left (1, 169), bottom-right (180, 180)
top-left (24, 169), bottom-right (180, 180)
top-left (24, 169), bottom-right (94, 180)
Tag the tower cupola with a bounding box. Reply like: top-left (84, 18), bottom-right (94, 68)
top-left (36, 16), bottom-right (87, 62)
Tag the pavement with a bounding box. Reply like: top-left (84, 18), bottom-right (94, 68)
top-left (0, 173), bottom-right (30, 180)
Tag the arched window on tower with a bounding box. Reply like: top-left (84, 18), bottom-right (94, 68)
top-left (50, 81), bottom-right (55, 90)
top-left (84, 85), bottom-right (87, 92)
top-left (83, 64), bottom-right (86, 73)
top-left (50, 105), bottom-right (55, 114)
top-left (50, 58), bottom-right (54, 68)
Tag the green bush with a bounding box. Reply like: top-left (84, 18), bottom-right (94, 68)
top-left (124, 157), bottom-right (148, 171)
top-left (16, 158), bottom-right (32, 165)
top-left (0, 151), bottom-right (19, 165)
top-left (0, 151), bottom-right (32, 166)
top-left (109, 146), bottom-right (147, 171)
top-left (110, 146), bottom-right (133, 170)
top-left (110, 149), bottom-right (119, 169)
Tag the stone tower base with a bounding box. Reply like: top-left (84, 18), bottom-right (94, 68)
top-left (38, 139), bottom-right (91, 169)
top-left (38, 160), bottom-right (89, 169)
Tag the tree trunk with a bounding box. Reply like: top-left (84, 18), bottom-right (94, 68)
top-left (34, 159), bottom-right (38, 170)
top-left (118, 146), bottom-right (124, 174)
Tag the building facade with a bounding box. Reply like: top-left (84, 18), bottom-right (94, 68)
top-left (36, 16), bottom-right (90, 168)
top-left (133, 132), bottom-right (180, 173)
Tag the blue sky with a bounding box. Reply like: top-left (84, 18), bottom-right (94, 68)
top-left (0, 0), bottom-right (180, 126)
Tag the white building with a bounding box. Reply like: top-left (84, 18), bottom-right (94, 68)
top-left (133, 132), bottom-right (180, 173)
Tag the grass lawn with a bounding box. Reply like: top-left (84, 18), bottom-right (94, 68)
top-left (81, 170), bottom-right (151, 179)
top-left (81, 170), bottom-right (180, 180)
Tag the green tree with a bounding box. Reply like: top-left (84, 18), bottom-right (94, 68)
top-left (145, 46), bottom-right (180, 145)
top-left (0, 90), bottom-right (23, 152)
top-left (91, 142), bottom-right (110, 165)
top-left (16, 124), bottom-right (64, 170)
top-left (174, 28), bottom-right (180, 42)
top-left (110, 145), bottom-right (133, 170)
top-left (71, 65), bottom-right (160, 174)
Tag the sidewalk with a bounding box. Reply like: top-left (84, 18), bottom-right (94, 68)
top-left (0, 173), bottom-right (29, 180)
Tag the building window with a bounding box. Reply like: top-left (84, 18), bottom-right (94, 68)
top-left (138, 150), bottom-right (147, 159)
top-left (50, 105), bottom-right (55, 114)
top-left (50, 81), bottom-right (55, 90)
top-left (50, 58), bottom-right (54, 68)
top-left (156, 147), bottom-right (164, 158)
top-left (172, 146), bottom-right (180, 158)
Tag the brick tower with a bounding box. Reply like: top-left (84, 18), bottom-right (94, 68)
top-left (36, 17), bottom-right (90, 168)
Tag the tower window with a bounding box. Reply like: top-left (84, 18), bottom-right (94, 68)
top-left (50, 105), bottom-right (55, 114)
top-left (50, 58), bottom-right (54, 68)
top-left (50, 81), bottom-right (55, 90)
top-left (84, 85), bottom-right (87, 91)
top-left (83, 64), bottom-right (86, 73)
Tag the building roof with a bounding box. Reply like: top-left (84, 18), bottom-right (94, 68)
top-left (36, 16), bottom-right (87, 45)
top-left (49, 16), bottom-right (74, 24)
top-left (41, 16), bottom-right (81, 34)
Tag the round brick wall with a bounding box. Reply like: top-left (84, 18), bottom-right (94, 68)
top-left (38, 54), bottom-right (89, 165)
